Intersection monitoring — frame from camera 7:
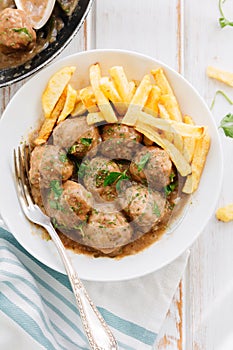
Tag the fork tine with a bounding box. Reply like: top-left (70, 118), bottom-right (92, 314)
top-left (18, 146), bottom-right (34, 208)
top-left (23, 144), bottom-right (35, 205)
top-left (14, 148), bottom-right (29, 212)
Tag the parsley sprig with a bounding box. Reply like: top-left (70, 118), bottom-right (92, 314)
top-left (103, 170), bottom-right (130, 191)
top-left (219, 0), bottom-right (233, 28)
top-left (219, 113), bottom-right (233, 137)
top-left (137, 153), bottom-right (150, 172)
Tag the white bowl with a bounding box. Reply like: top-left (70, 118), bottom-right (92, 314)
top-left (0, 50), bottom-right (223, 281)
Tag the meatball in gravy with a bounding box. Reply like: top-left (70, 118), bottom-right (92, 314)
top-left (130, 146), bottom-right (173, 190)
top-left (0, 8), bottom-right (36, 53)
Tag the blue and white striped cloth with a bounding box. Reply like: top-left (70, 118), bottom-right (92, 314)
top-left (0, 226), bottom-right (189, 350)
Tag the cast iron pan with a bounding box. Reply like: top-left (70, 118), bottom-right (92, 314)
top-left (0, 0), bottom-right (94, 88)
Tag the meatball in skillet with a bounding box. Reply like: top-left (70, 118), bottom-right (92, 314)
top-left (82, 209), bottom-right (132, 254)
top-left (129, 146), bottom-right (172, 190)
top-left (100, 122), bottom-right (142, 159)
top-left (0, 8), bottom-right (36, 53)
top-left (52, 116), bottom-right (100, 157)
top-left (83, 156), bottom-right (120, 202)
top-left (29, 145), bottom-right (73, 188)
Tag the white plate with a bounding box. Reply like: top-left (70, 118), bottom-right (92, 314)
top-left (0, 50), bottom-right (223, 281)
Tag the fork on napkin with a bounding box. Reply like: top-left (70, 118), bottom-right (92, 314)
top-left (0, 225), bottom-right (189, 350)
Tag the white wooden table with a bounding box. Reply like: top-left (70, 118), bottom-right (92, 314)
top-left (1, 1), bottom-right (233, 349)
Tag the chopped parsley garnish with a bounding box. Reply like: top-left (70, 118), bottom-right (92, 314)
top-left (153, 202), bottom-right (161, 217)
top-left (80, 138), bottom-right (93, 146)
top-left (49, 200), bottom-right (64, 211)
top-left (104, 170), bottom-right (129, 189)
top-left (137, 153), bottom-right (150, 172)
top-left (12, 27), bottom-right (32, 40)
top-left (77, 160), bottom-right (88, 179)
top-left (50, 180), bottom-right (63, 200)
top-left (59, 153), bottom-right (68, 163)
top-left (164, 182), bottom-right (178, 197)
top-left (219, 113), bottom-right (233, 138)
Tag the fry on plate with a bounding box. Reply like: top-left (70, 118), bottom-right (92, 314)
top-left (90, 63), bottom-right (118, 123)
top-left (80, 86), bottom-right (99, 113)
top-left (109, 66), bottom-right (133, 103)
top-left (159, 94), bottom-right (182, 122)
top-left (144, 85), bottom-right (161, 116)
top-left (42, 66), bottom-right (76, 118)
top-left (87, 112), bottom-right (105, 125)
top-left (182, 129), bottom-right (210, 193)
top-left (71, 101), bottom-right (87, 117)
top-left (122, 74), bottom-right (152, 125)
top-left (100, 76), bottom-right (126, 115)
top-left (34, 89), bottom-right (67, 145)
top-left (183, 115), bottom-right (196, 163)
top-left (216, 204), bottom-right (233, 222)
top-left (207, 66), bottom-right (233, 87)
top-left (57, 84), bottom-right (77, 123)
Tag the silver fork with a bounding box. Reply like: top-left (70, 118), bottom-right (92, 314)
top-left (13, 145), bottom-right (118, 350)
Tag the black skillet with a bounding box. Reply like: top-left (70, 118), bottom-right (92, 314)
top-left (0, 0), bottom-right (94, 88)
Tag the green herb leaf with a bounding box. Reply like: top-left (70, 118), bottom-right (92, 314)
top-left (59, 153), bottom-right (68, 163)
top-left (68, 145), bottom-right (77, 154)
top-left (50, 180), bottom-right (63, 200)
top-left (80, 138), bottom-right (93, 146)
top-left (218, 0), bottom-right (233, 28)
top-left (210, 90), bottom-right (233, 110)
top-left (153, 202), bottom-right (161, 217)
top-left (220, 113), bottom-right (233, 137)
top-left (78, 161), bottom-right (88, 179)
top-left (164, 182), bottom-right (178, 197)
top-left (12, 27), bottom-right (32, 40)
top-left (104, 170), bottom-right (130, 189)
top-left (103, 172), bottom-right (122, 186)
top-left (137, 153), bottom-right (151, 172)
top-left (49, 200), bottom-right (64, 211)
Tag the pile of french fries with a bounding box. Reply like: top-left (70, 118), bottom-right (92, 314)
top-left (34, 63), bottom-right (211, 194)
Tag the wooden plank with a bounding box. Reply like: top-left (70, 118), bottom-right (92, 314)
top-left (183, 0), bottom-right (233, 349)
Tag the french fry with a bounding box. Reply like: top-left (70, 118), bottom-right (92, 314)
top-left (71, 101), bottom-right (87, 117)
top-left (80, 86), bottom-right (99, 113)
top-left (135, 124), bottom-right (192, 177)
top-left (216, 204), bottom-right (233, 222)
top-left (90, 63), bottom-right (118, 123)
top-left (136, 111), bottom-right (204, 137)
top-left (207, 66), bottom-right (233, 87)
top-left (121, 75), bottom-right (152, 125)
top-left (127, 81), bottom-right (136, 102)
top-left (151, 68), bottom-right (174, 95)
top-left (100, 77), bottom-right (126, 115)
top-left (144, 85), bottom-right (161, 116)
top-left (151, 68), bottom-right (182, 121)
top-left (57, 84), bottom-right (77, 123)
top-left (42, 66), bottom-right (76, 118)
top-left (183, 115), bottom-right (196, 163)
top-left (34, 89), bottom-right (67, 145)
top-left (109, 66), bottom-right (132, 103)
top-left (143, 135), bottom-right (154, 146)
top-left (158, 103), bottom-right (173, 143)
top-left (182, 129), bottom-right (210, 194)
top-left (87, 112), bottom-right (105, 125)
top-left (159, 94), bottom-right (182, 122)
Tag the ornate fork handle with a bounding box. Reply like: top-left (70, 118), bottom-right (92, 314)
top-left (44, 222), bottom-right (118, 350)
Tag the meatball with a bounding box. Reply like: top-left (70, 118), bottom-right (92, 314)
top-left (129, 146), bottom-right (173, 190)
top-left (52, 116), bottom-right (100, 157)
top-left (100, 122), bottom-right (142, 159)
top-left (29, 145), bottom-right (73, 188)
top-left (82, 209), bottom-right (132, 253)
top-left (45, 181), bottom-right (93, 233)
top-left (121, 184), bottom-right (166, 233)
top-left (0, 8), bottom-right (36, 53)
top-left (83, 157), bottom-right (120, 202)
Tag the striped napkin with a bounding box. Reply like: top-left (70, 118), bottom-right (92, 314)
top-left (0, 225), bottom-right (189, 350)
